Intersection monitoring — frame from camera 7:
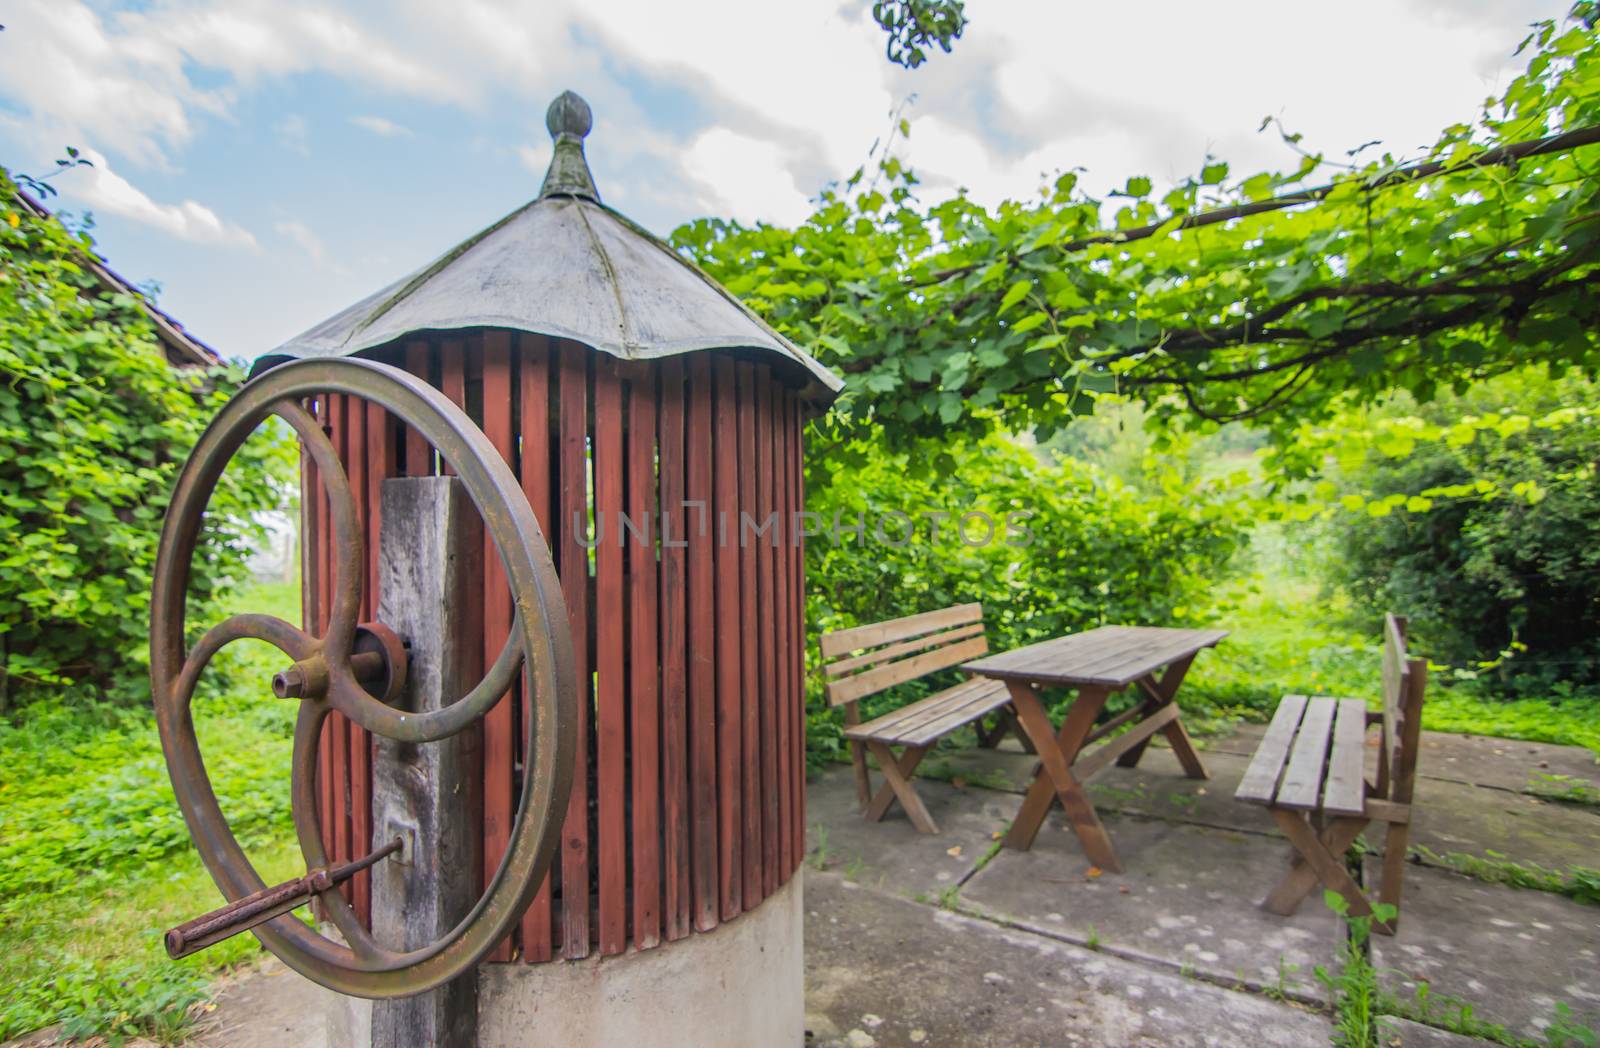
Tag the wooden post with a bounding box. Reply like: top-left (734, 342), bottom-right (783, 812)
top-left (371, 476), bottom-right (483, 1048)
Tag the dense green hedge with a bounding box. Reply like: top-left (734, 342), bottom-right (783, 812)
top-left (1323, 374), bottom-right (1600, 695)
top-left (802, 434), bottom-right (1250, 768)
top-left (0, 171), bottom-right (287, 711)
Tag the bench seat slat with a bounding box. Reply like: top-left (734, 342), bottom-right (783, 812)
top-left (1276, 696), bottom-right (1337, 810)
top-left (1235, 695), bottom-right (1308, 806)
top-left (1323, 698), bottom-right (1369, 816)
top-left (894, 682), bottom-right (1013, 747)
top-left (846, 679), bottom-right (1009, 744)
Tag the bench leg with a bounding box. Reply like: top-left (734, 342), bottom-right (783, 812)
top-left (1006, 683), bottom-right (1122, 873)
top-left (1262, 814), bottom-right (1368, 915)
top-left (1374, 821), bottom-right (1410, 936)
top-left (848, 739), bottom-right (872, 811)
top-left (1267, 810), bottom-right (1373, 922)
top-left (863, 742), bottom-right (938, 833)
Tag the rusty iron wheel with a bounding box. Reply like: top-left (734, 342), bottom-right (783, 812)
top-left (149, 357), bottom-right (577, 999)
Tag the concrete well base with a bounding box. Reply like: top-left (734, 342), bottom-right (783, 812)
top-left (330, 872), bottom-right (805, 1048)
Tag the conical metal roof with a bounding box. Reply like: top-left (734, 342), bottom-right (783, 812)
top-left (253, 91), bottom-right (842, 405)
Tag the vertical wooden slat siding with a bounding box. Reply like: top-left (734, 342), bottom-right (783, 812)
top-left (735, 363), bottom-right (762, 904)
top-left (658, 358), bottom-right (691, 940)
top-left (755, 368), bottom-right (779, 899)
top-left (404, 340), bottom-right (431, 475)
top-left (684, 356), bottom-right (719, 933)
top-left (557, 343), bottom-right (591, 960)
top-left (345, 400), bottom-right (372, 922)
top-left (711, 358), bottom-right (742, 921)
top-left (328, 395), bottom-right (352, 886)
top-left (481, 333), bottom-right (517, 962)
top-left (790, 393), bottom-right (808, 870)
top-left (308, 340), bottom-right (815, 959)
top-left (627, 366), bottom-right (662, 951)
top-left (772, 385), bottom-right (794, 880)
top-left (593, 361), bottom-right (628, 955)
top-left (517, 335), bottom-right (555, 962)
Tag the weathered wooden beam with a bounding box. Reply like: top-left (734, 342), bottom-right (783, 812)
top-left (371, 476), bottom-right (482, 1048)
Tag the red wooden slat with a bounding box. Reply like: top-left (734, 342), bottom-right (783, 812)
top-left (557, 342), bottom-right (591, 960)
top-left (404, 340), bottom-right (431, 476)
top-left (329, 395), bottom-right (351, 884)
top-left (755, 369), bottom-right (778, 898)
top-left (736, 364), bottom-right (761, 904)
top-left (685, 355), bottom-right (718, 933)
top-left (440, 341), bottom-right (464, 476)
top-left (481, 332), bottom-right (517, 962)
top-left (658, 357), bottom-right (690, 940)
top-left (772, 384), bottom-right (793, 881)
top-left (346, 398), bottom-right (371, 922)
top-left (712, 358), bottom-right (742, 920)
top-left (518, 335), bottom-right (555, 962)
top-left (594, 361), bottom-right (627, 955)
top-left (627, 365), bottom-right (662, 951)
top-left (790, 392), bottom-right (808, 872)
top-left (361, 396), bottom-right (390, 923)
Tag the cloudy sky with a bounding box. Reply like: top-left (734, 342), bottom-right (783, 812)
top-left (0, 0), bottom-right (1570, 361)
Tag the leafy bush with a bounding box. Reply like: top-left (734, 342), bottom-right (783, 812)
top-left (803, 434), bottom-right (1249, 768)
top-left (1320, 373), bottom-right (1600, 694)
top-left (0, 170), bottom-right (289, 711)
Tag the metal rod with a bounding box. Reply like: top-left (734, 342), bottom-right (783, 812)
top-left (165, 838), bottom-right (403, 959)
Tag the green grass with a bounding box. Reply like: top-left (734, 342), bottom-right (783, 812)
top-left (0, 581), bottom-right (302, 1044)
top-left (1179, 537), bottom-right (1600, 757)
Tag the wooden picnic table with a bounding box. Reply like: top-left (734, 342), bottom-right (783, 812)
top-left (961, 625), bottom-right (1227, 873)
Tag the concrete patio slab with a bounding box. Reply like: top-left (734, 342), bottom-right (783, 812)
top-left (1370, 861), bottom-right (1600, 1041)
top-left (805, 766), bottom-right (1014, 899)
top-left (960, 811), bottom-right (1335, 1002)
top-left (804, 871), bottom-right (1332, 1048)
top-left (1377, 1016), bottom-right (1500, 1046)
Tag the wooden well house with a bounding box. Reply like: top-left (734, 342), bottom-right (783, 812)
top-left (256, 92), bottom-right (841, 978)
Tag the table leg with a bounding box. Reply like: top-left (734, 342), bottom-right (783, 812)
top-left (1116, 655), bottom-right (1209, 780)
top-left (1004, 682), bottom-right (1122, 873)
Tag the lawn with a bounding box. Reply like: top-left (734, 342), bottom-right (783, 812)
top-left (0, 581), bottom-right (302, 1044)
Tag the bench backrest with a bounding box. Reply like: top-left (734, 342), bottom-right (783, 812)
top-left (819, 603), bottom-right (990, 709)
top-left (1381, 613), bottom-right (1428, 804)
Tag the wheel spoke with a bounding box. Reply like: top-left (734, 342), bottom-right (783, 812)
top-left (275, 399), bottom-right (362, 656)
top-left (328, 621), bottom-right (524, 744)
top-left (172, 613), bottom-right (314, 717)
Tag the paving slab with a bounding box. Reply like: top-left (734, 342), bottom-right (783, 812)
top-left (1370, 862), bottom-right (1600, 1041)
top-left (804, 870), bottom-right (1331, 1048)
top-left (1377, 1016), bottom-right (1500, 1046)
top-left (187, 956), bottom-right (333, 1048)
top-left (805, 766), bottom-right (1012, 899)
top-left (924, 733), bottom-right (1599, 872)
top-left (960, 811), bottom-right (1335, 1002)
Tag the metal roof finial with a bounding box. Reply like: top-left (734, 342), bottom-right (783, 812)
top-left (539, 90), bottom-right (599, 202)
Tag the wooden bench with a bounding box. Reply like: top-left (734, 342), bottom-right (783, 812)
top-left (1235, 613), bottom-right (1427, 934)
top-left (819, 603), bottom-right (1019, 834)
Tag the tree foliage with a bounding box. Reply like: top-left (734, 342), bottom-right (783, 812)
top-left (871, 0), bottom-right (967, 69)
top-left (1319, 372), bottom-right (1600, 692)
top-left (803, 433), bottom-right (1250, 768)
top-left (0, 170), bottom-right (288, 711)
top-left (678, 4), bottom-right (1600, 451)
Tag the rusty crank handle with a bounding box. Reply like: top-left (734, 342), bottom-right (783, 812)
top-left (165, 837), bottom-right (403, 959)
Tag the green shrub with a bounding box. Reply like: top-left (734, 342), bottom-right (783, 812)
top-left (803, 433), bottom-right (1249, 769)
top-left (0, 170), bottom-right (289, 711)
top-left (1321, 374), bottom-right (1600, 694)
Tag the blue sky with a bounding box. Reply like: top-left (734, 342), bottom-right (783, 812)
top-left (0, 0), bottom-right (1569, 363)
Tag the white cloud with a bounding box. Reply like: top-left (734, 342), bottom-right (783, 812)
top-left (275, 114), bottom-right (310, 155)
top-left (78, 150), bottom-right (257, 248)
top-left (350, 115), bottom-right (412, 138)
top-left (681, 128), bottom-right (814, 227)
top-left (275, 219), bottom-right (326, 263)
